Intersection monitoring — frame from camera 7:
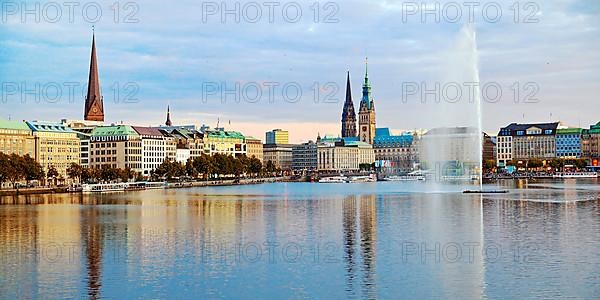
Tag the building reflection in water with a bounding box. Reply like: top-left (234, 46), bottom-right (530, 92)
top-left (81, 199), bottom-right (103, 299)
top-left (342, 194), bottom-right (377, 298)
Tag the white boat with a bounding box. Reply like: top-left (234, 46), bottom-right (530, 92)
top-left (82, 183), bottom-right (130, 193)
top-left (553, 172), bottom-right (598, 178)
top-left (82, 181), bottom-right (167, 193)
top-left (383, 174), bottom-right (425, 182)
top-left (348, 175), bottom-right (376, 183)
top-left (143, 181), bottom-right (168, 189)
top-left (318, 176), bottom-right (348, 183)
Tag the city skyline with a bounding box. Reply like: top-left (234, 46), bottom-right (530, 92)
top-left (1, 0), bottom-right (599, 143)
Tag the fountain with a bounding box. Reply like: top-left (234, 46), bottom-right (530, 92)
top-left (419, 24), bottom-right (505, 193)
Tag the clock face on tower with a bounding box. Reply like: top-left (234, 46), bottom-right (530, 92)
top-left (362, 126), bottom-right (367, 131)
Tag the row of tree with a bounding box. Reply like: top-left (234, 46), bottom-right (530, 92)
top-left (1, 152), bottom-right (278, 188)
top-left (0, 153), bottom-right (51, 188)
top-left (503, 158), bottom-right (588, 171)
top-left (66, 163), bottom-right (139, 184)
top-left (152, 154), bottom-right (275, 180)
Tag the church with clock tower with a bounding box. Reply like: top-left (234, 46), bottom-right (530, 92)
top-left (358, 59), bottom-right (376, 144)
top-left (340, 59), bottom-right (377, 144)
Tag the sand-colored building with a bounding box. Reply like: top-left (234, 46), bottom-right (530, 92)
top-left (0, 119), bottom-right (35, 157)
top-left (26, 121), bottom-right (80, 178)
top-left (245, 136), bottom-right (263, 162)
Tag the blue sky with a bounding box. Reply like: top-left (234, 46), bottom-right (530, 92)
top-left (1, 0), bottom-right (599, 143)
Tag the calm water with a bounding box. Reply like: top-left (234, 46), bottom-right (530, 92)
top-left (1, 180), bottom-right (599, 299)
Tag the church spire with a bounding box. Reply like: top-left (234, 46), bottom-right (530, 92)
top-left (165, 105), bottom-right (172, 126)
top-left (358, 58), bottom-right (376, 144)
top-left (364, 57), bottom-right (370, 86)
top-left (341, 71), bottom-right (357, 137)
top-left (360, 57), bottom-right (373, 110)
top-left (84, 29), bottom-right (104, 122)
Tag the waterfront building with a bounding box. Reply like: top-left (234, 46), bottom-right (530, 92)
top-left (373, 128), bottom-right (417, 173)
top-left (292, 141), bottom-right (318, 172)
top-left (162, 130), bottom-right (177, 163)
top-left (556, 128), bottom-right (582, 159)
top-left (245, 136), bottom-right (263, 162)
top-left (341, 72), bottom-right (357, 138)
top-left (317, 138), bottom-right (375, 172)
top-left (204, 129), bottom-right (246, 157)
top-left (266, 129), bottom-right (289, 145)
top-left (358, 59), bottom-right (376, 144)
top-left (497, 122), bottom-right (559, 167)
top-left (0, 119), bottom-right (35, 157)
top-left (132, 126), bottom-right (169, 176)
top-left (90, 125), bottom-right (142, 173)
top-left (61, 119), bottom-right (104, 167)
top-left (263, 144), bottom-right (293, 171)
top-left (582, 121), bottom-right (600, 167)
top-left (26, 121), bottom-right (80, 179)
top-left (496, 134), bottom-right (513, 168)
top-left (161, 127), bottom-right (204, 161)
top-left (176, 148), bottom-right (190, 164)
top-left (482, 133), bottom-right (495, 162)
top-left (83, 32), bottom-right (105, 122)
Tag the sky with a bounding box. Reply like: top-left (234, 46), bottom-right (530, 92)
top-left (1, 0), bottom-right (599, 143)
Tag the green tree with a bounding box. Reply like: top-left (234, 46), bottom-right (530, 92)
top-left (0, 153), bottom-right (10, 188)
top-left (527, 159), bottom-right (543, 170)
top-left (264, 160), bottom-right (276, 175)
top-left (193, 154), bottom-right (214, 180)
top-left (23, 155), bottom-right (44, 185)
top-left (549, 159), bottom-right (564, 171)
top-left (186, 158), bottom-right (198, 178)
top-left (5, 154), bottom-right (25, 188)
top-left (248, 157), bottom-right (262, 177)
top-left (46, 165), bottom-right (59, 186)
top-left (573, 158), bottom-right (588, 170)
top-left (119, 168), bottom-right (136, 182)
top-left (66, 163), bottom-right (83, 184)
top-left (100, 166), bottom-right (118, 182)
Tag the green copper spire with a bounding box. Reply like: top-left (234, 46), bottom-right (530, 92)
top-left (364, 57), bottom-right (370, 87)
top-left (361, 57), bottom-right (373, 110)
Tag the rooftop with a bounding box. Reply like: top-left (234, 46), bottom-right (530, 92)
top-left (557, 128), bottom-right (583, 134)
top-left (206, 130), bottom-right (245, 139)
top-left (26, 121), bottom-right (76, 133)
top-left (0, 119), bottom-right (31, 131)
top-left (132, 126), bottom-right (165, 137)
top-left (92, 125), bottom-right (139, 137)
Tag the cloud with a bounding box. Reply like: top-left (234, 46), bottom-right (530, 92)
top-left (1, 0), bottom-right (599, 136)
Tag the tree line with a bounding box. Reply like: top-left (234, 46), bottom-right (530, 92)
top-left (1, 152), bottom-right (279, 188)
top-left (154, 153), bottom-right (276, 180)
top-left (66, 164), bottom-right (139, 184)
top-left (0, 153), bottom-right (46, 188)
top-left (503, 158), bottom-right (588, 171)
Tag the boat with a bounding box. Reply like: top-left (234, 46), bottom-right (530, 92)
top-left (347, 175), bottom-right (376, 183)
top-left (82, 181), bottom-right (167, 193)
top-left (143, 181), bottom-right (168, 189)
top-left (82, 183), bottom-right (130, 193)
top-left (318, 176), bottom-right (348, 183)
top-left (383, 174), bottom-right (425, 182)
top-left (552, 172), bottom-right (598, 178)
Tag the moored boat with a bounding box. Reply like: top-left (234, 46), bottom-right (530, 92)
top-left (318, 176), bottom-right (348, 183)
top-left (553, 172), bottom-right (598, 178)
top-left (82, 181), bottom-right (167, 193)
top-left (347, 175), bottom-right (376, 183)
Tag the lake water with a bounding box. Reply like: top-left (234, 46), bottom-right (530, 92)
top-left (1, 180), bottom-right (599, 299)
